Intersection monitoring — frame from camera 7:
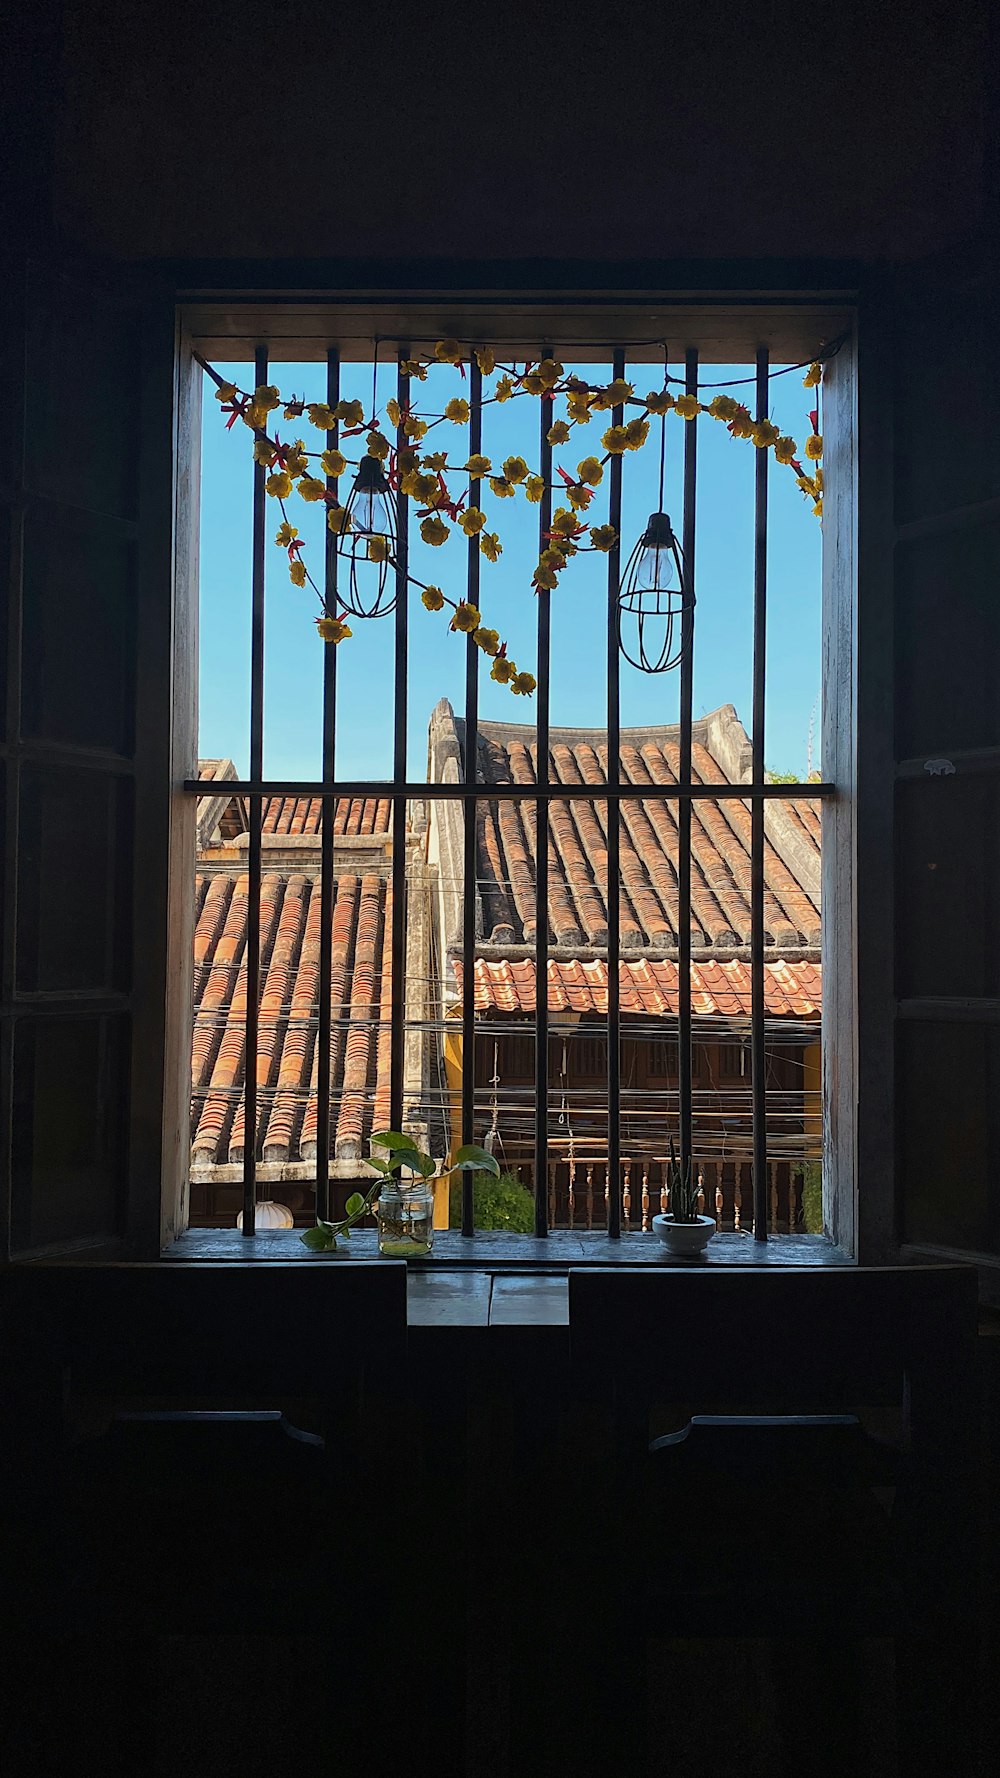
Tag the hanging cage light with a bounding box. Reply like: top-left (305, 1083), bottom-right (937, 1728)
top-left (617, 510), bottom-right (694, 674)
top-left (340, 453), bottom-right (398, 619)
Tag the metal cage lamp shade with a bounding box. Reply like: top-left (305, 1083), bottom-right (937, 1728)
top-left (341, 454), bottom-right (398, 619)
top-left (617, 511), bottom-right (694, 674)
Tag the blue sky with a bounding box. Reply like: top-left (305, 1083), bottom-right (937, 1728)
top-left (198, 356), bottom-right (821, 781)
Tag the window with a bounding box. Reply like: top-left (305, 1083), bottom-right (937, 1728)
top-left (181, 295), bottom-right (846, 1248)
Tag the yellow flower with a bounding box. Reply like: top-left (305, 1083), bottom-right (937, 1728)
top-left (645, 390), bottom-right (674, 415)
top-left (396, 445), bottom-right (420, 476)
top-left (366, 430), bottom-right (390, 461)
top-left (480, 532), bottom-right (502, 562)
top-left (539, 546), bottom-right (566, 571)
top-left (577, 456), bottom-right (603, 485)
top-left (289, 559), bottom-right (307, 587)
top-left (452, 600), bottom-right (481, 633)
top-left (435, 339), bottom-right (463, 365)
top-left (511, 671), bottom-right (536, 697)
top-left (307, 402), bottom-right (336, 430)
top-left (420, 514), bottom-right (450, 547)
top-left (411, 471), bottom-right (442, 504)
top-left (502, 456), bottom-right (529, 484)
top-left (422, 451), bottom-right (448, 472)
top-left (327, 505), bottom-right (351, 533)
top-left (465, 453), bottom-right (491, 477)
top-left (475, 346), bottom-right (496, 376)
top-left (335, 399), bottom-right (365, 427)
top-left (255, 384), bottom-right (281, 411)
top-left (602, 425), bottom-right (628, 454)
top-left (266, 471), bottom-right (293, 499)
top-left (386, 397), bottom-right (401, 428)
top-left (460, 506), bottom-right (487, 536)
top-left (445, 397), bottom-right (470, 424)
top-left (489, 476), bottom-right (516, 499)
top-left (215, 381), bottom-right (238, 404)
top-left (708, 394), bottom-right (739, 422)
top-left (774, 436), bottom-right (797, 465)
top-left (522, 373), bottom-right (545, 395)
top-left (275, 521), bottom-right (299, 547)
top-left (298, 476), bottom-right (327, 502)
top-left (624, 417), bottom-right (649, 450)
top-left (536, 358), bottom-right (563, 389)
top-left (591, 378), bottom-right (634, 411)
top-left (473, 626), bottom-right (500, 655)
top-left (728, 406), bottom-right (755, 439)
top-left (283, 400), bottom-right (304, 419)
top-left (803, 362), bottom-right (823, 388)
top-left (547, 420), bottom-right (571, 446)
top-left (751, 419), bottom-right (780, 449)
top-left (316, 615), bottom-right (352, 643)
top-left (550, 507), bottom-right (580, 538)
top-left (320, 448), bottom-right (347, 478)
top-left (812, 499), bottom-right (823, 519)
top-left (589, 524), bottom-right (618, 552)
top-left (673, 394), bottom-right (701, 420)
top-left (401, 359), bottom-right (427, 380)
top-left (495, 377), bottom-right (514, 403)
top-left (813, 467), bottom-right (824, 493)
top-left (525, 475), bottom-right (545, 503)
top-left (566, 390), bottom-right (592, 424)
top-left (805, 433), bottom-right (823, 460)
top-left (491, 655), bottom-right (516, 684)
top-left (796, 474), bottom-right (819, 498)
top-left (367, 535), bottom-right (390, 564)
top-left (534, 564), bottom-right (558, 590)
top-left (284, 441), bottom-right (309, 477)
top-left (402, 414), bottom-right (428, 441)
top-left (421, 585), bottom-right (445, 611)
top-left (253, 438), bottom-right (277, 467)
top-left (244, 401), bottom-right (270, 431)
top-left (566, 483), bottom-right (593, 511)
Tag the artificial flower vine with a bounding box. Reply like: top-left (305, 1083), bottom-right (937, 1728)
top-left (198, 345), bottom-right (828, 699)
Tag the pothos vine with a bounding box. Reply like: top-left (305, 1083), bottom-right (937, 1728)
top-left (198, 343), bottom-right (827, 699)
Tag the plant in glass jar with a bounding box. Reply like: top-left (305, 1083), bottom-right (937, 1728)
top-left (300, 1131), bottom-right (498, 1256)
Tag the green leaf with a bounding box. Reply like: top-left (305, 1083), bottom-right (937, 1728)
top-left (371, 1130), bottom-right (420, 1155)
top-left (364, 1155), bottom-right (393, 1175)
top-left (344, 1192), bottom-right (366, 1218)
top-left (453, 1145), bottom-right (500, 1177)
top-left (300, 1224), bottom-right (336, 1251)
top-left (407, 1151), bottom-right (436, 1179)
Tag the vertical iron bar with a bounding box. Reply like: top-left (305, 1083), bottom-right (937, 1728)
top-left (606, 348), bottom-right (626, 1238)
top-left (678, 348), bottom-right (697, 1190)
top-left (242, 344), bottom-right (268, 1235)
top-left (461, 357), bottom-right (483, 1236)
top-left (534, 347), bottom-right (554, 1236)
top-left (390, 345), bottom-right (409, 1134)
top-left (315, 348), bottom-right (340, 1222)
top-left (751, 346), bottom-right (769, 1240)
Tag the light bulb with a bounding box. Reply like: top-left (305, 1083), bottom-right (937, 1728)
top-left (352, 490), bottom-right (390, 536)
top-left (636, 540), bottom-right (676, 593)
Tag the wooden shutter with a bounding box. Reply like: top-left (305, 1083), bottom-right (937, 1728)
top-left (856, 246), bottom-right (1000, 1287)
top-left (0, 258), bottom-right (179, 1260)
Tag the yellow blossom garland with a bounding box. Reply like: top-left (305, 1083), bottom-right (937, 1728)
top-left (197, 346), bottom-right (829, 699)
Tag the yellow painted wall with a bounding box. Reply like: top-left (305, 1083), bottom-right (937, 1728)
top-left (803, 1041), bottom-right (822, 1157)
top-left (438, 1023), bottom-right (464, 1228)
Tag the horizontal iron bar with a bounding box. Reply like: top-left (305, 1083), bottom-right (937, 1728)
top-left (183, 778), bottom-right (833, 801)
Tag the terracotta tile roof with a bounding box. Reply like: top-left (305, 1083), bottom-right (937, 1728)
top-left (190, 868), bottom-right (392, 1167)
top-left (450, 708), bottom-right (821, 950)
top-left (464, 957), bottom-right (822, 1020)
top-left (260, 795), bottom-right (391, 837)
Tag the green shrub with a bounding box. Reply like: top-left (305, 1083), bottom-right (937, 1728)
top-left (449, 1170), bottom-right (536, 1232)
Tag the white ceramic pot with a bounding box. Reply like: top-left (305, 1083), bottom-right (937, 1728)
top-left (652, 1213), bottom-right (716, 1256)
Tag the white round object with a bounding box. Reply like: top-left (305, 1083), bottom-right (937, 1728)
top-left (652, 1213), bottom-right (716, 1256)
top-left (236, 1200), bottom-right (295, 1230)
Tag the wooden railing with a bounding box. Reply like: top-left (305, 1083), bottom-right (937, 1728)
top-left (534, 1157), bottom-right (812, 1236)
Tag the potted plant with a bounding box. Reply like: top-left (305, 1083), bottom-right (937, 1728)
top-left (652, 1139), bottom-right (716, 1257)
top-left (300, 1131), bottom-right (499, 1256)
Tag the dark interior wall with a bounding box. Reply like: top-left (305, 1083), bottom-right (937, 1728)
top-left (15, 0), bottom-right (990, 265)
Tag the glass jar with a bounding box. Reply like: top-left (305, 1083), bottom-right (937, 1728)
top-left (376, 1182), bottom-right (435, 1258)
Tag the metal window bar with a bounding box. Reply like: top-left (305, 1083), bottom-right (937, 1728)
top-left (751, 345), bottom-right (769, 1240)
top-left (242, 342), bottom-right (268, 1237)
top-left (678, 347), bottom-right (698, 1197)
top-left (461, 359), bottom-right (483, 1236)
top-left (605, 348), bottom-right (626, 1238)
top-left (390, 346), bottom-right (409, 1135)
top-left (534, 346), bottom-right (554, 1236)
top-left (314, 347), bottom-right (340, 1222)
